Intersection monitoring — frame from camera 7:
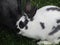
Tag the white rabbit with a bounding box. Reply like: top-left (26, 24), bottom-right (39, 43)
top-left (16, 5), bottom-right (60, 45)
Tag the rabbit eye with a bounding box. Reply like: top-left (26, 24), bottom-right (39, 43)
top-left (19, 21), bottom-right (25, 29)
top-left (19, 19), bottom-right (29, 29)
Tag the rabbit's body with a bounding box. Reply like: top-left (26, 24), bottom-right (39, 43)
top-left (16, 5), bottom-right (60, 45)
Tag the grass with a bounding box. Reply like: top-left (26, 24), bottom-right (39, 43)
top-left (0, 27), bottom-right (37, 45)
top-left (0, 0), bottom-right (60, 45)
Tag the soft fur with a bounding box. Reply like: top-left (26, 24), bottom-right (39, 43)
top-left (16, 5), bottom-right (60, 45)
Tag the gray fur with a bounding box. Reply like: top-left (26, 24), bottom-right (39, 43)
top-left (49, 25), bottom-right (60, 35)
top-left (46, 7), bottom-right (60, 11)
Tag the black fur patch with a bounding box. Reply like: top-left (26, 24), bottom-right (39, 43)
top-left (19, 19), bottom-right (29, 29)
top-left (40, 22), bottom-right (45, 29)
top-left (49, 25), bottom-right (60, 35)
top-left (19, 21), bottom-right (24, 28)
top-left (58, 37), bottom-right (60, 39)
top-left (57, 19), bottom-right (60, 23)
top-left (46, 7), bottom-right (60, 11)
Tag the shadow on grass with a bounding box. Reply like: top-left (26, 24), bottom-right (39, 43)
top-left (0, 27), bottom-right (37, 45)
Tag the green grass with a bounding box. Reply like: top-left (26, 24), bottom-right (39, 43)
top-left (31, 0), bottom-right (60, 8)
top-left (0, 28), bottom-right (37, 45)
top-left (0, 0), bottom-right (60, 45)
top-left (0, 28), bottom-right (60, 45)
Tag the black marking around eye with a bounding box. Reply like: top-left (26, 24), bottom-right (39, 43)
top-left (49, 25), bottom-right (60, 35)
top-left (19, 21), bottom-right (24, 28)
top-left (57, 19), bottom-right (60, 23)
top-left (40, 22), bottom-right (45, 29)
top-left (19, 19), bottom-right (29, 29)
top-left (46, 7), bottom-right (60, 11)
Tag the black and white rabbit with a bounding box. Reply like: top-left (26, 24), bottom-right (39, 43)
top-left (16, 5), bottom-right (60, 45)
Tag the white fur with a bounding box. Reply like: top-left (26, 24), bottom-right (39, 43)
top-left (16, 5), bottom-right (60, 45)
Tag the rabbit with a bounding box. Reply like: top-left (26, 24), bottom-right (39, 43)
top-left (16, 5), bottom-right (60, 45)
top-left (0, 0), bottom-right (37, 36)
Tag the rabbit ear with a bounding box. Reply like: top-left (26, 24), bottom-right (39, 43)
top-left (25, 0), bottom-right (31, 13)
